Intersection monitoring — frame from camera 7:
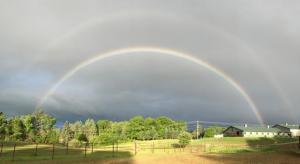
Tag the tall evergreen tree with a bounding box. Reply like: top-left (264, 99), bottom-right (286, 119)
top-left (0, 112), bottom-right (7, 140)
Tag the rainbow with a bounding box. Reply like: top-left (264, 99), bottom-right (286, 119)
top-left (37, 46), bottom-right (264, 125)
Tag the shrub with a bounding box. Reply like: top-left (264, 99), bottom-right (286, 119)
top-left (178, 131), bottom-right (192, 147)
top-left (69, 139), bottom-right (84, 147)
top-left (94, 133), bottom-right (114, 145)
top-left (76, 133), bottom-right (88, 142)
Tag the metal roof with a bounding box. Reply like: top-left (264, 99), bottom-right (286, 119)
top-left (274, 124), bottom-right (300, 130)
top-left (229, 125), bottom-right (281, 133)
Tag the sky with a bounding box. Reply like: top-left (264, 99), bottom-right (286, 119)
top-left (0, 0), bottom-right (299, 124)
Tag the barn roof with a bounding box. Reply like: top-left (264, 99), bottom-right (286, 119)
top-left (273, 124), bottom-right (300, 130)
top-left (228, 126), bottom-right (281, 133)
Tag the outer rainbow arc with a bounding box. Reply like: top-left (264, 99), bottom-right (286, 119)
top-left (37, 46), bottom-right (264, 125)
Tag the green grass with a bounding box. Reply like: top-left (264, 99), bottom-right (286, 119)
top-left (0, 137), bottom-right (297, 163)
top-left (207, 145), bottom-right (278, 154)
top-left (191, 137), bottom-right (297, 145)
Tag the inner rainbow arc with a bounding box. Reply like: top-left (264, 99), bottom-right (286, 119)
top-left (37, 46), bottom-right (264, 125)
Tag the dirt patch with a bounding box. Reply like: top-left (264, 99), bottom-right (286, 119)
top-left (101, 151), bottom-right (300, 164)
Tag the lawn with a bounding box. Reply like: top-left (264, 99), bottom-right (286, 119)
top-left (0, 137), bottom-right (298, 163)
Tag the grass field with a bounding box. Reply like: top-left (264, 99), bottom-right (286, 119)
top-left (0, 137), bottom-right (299, 164)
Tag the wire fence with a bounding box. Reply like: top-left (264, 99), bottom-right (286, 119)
top-left (0, 140), bottom-right (295, 161)
top-left (0, 141), bottom-right (214, 161)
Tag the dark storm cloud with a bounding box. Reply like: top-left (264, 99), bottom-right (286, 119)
top-left (0, 0), bottom-right (299, 124)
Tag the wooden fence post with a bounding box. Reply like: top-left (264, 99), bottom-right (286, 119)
top-left (134, 141), bottom-right (137, 155)
top-left (66, 142), bottom-right (69, 155)
top-left (152, 142), bottom-right (154, 154)
top-left (51, 144), bottom-right (55, 160)
top-left (116, 140), bottom-right (118, 153)
top-left (84, 143), bottom-right (87, 157)
top-left (91, 143), bottom-right (94, 153)
top-left (112, 141), bottom-right (115, 157)
top-left (12, 143), bottom-right (16, 161)
top-left (298, 136), bottom-right (300, 150)
top-left (35, 143), bottom-right (38, 156)
top-left (0, 142), bottom-right (3, 157)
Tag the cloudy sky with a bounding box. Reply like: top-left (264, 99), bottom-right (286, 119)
top-left (0, 0), bottom-right (299, 124)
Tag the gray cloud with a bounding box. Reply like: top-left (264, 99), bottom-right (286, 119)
top-left (0, 0), bottom-right (299, 124)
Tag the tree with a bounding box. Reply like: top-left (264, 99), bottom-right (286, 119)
top-left (144, 117), bottom-right (158, 140)
top-left (0, 111), bottom-right (195, 144)
top-left (111, 121), bottom-right (128, 141)
top-left (97, 120), bottom-right (112, 134)
top-left (95, 132), bottom-right (115, 145)
top-left (127, 116), bottom-right (145, 139)
top-left (32, 111), bottom-right (56, 143)
top-left (70, 121), bottom-right (83, 139)
top-left (0, 112), bottom-right (7, 140)
top-left (60, 121), bottom-right (72, 144)
top-left (76, 133), bottom-right (88, 142)
top-left (178, 131), bottom-right (192, 147)
top-left (9, 117), bottom-right (26, 141)
top-left (21, 115), bottom-right (36, 142)
top-left (204, 126), bottom-right (225, 138)
top-left (156, 116), bottom-right (174, 139)
top-left (146, 127), bottom-right (159, 140)
top-left (84, 119), bottom-right (97, 142)
top-left (48, 129), bottom-right (59, 143)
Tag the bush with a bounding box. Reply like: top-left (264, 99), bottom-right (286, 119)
top-left (94, 133), bottom-right (115, 145)
top-left (178, 131), bottom-right (192, 147)
top-left (75, 133), bottom-right (88, 142)
top-left (69, 139), bottom-right (85, 147)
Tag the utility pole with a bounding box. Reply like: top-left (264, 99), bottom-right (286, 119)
top-left (196, 121), bottom-right (199, 140)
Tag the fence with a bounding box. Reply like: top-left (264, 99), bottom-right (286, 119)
top-left (0, 141), bottom-right (213, 161)
top-left (0, 141), bottom-right (289, 161)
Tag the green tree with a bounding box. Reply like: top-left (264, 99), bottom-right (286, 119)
top-left (97, 120), bottom-right (112, 134)
top-left (60, 121), bottom-right (72, 144)
top-left (204, 126), bottom-right (225, 138)
top-left (156, 116), bottom-right (174, 139)
top-left (48, 129), bottom-right (59, 143)
top-left (127, 116), bottom-right (145, 140)
top-left (32, 111), bottom-right (56, 143)
top-left (111, 121), bottom-right (128, 141)
top-left (178, 131), bottom-right (192, 147)
top-left (95, 132), bottom-right (114, 145)
top-left (0, 112), bottom-right (7, 140)
top-left (144, 117), bottom-right (158, 140)
top-left (146, 127), bottom-right (159, 140)
top-left (84, 118), bottom-right (97, 142)
top-left (9, 117), bottom-right (26, 141)
top-left (21, 115), bottom-right (36, 142)
top-left (76, 133), bottom-right (88, 142)
top-left (70, 121), bottom-right (83, 139)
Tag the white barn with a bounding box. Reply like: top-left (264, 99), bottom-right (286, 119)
top-left (223, 124), bottom-right (282, 137)
top-left (273, 124), bottom-right (300, 137)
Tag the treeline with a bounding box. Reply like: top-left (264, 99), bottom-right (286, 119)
top-left (0, 112), bottom-right (187, 145)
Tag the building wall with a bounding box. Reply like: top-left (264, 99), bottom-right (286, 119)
top-left (243, 132), bottom-right (278, 137)
top-left (290, 129), bottom-right (300, 137)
